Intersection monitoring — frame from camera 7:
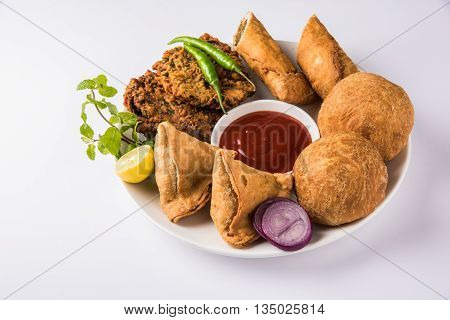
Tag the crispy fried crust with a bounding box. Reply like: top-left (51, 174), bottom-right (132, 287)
top-left (233, 12), bottom-right (317, 105)
top-left (293, 133), bottom-right (388, 226)
top-left (297, 15), bottom-right (357, 99)
top-left (318, 72), bottom-right (414, 161)
top-left (155, 122), bottom-right (236, 222)
top-left (153, 34), bottom-right (254, 110)
top-left (211, 150), bottom-right (293, 247)
top-left (124, 70), bottom-right (221, 141)
top-left (124, 34), bottom-right (254, 141)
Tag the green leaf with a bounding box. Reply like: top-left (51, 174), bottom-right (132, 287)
top-left (81, 101), bottom-right (90, 123)
top-left (105, 101), bottom-right (118, 115)
top-left (93, 74), bottom-right (107, 87)
top-left (99, 127), bottom-right (121, 156)
top-left (81, 136), bottom-right (91, 143)
top-left (142, 139), bottom-right (155, 148)
top-left (77, 79), bottom-right (96, 90)
top-left (125, 143), bottom-right (136, 154)
top-left (86, 144), bottom-right (96, 160)
top-left (132, 121), bottom-right (140, 145)
top-left (118, 112), bottom-right (137, 126)
top-left (110, 115), bottom-right (121, 124)
top-left (80, 123), bottom-right (94, 139)
top-left (95, 100), bottom-right (107, 110)
top-left (120, 124), bottom-right (132, 133)
top-left (97, 140), bottom-right (110, 155)
top-left (98, 86), bottom-right (117, 97)
top-left (86, 93), bottom-right (95, 103)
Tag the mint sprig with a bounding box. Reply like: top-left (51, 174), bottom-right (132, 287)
top-left (77, 74), bottom-right (152, 160)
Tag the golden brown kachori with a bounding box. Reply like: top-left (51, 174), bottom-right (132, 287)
top-left (293, 132), bottom-right (388, 226)
top-left (318, 72), bottom-right (414, 161)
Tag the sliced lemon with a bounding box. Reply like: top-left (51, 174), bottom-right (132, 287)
top-left (115, 145), bottom-right (154, 183)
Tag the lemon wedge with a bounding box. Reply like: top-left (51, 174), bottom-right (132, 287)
top-left (115, 145), bottom-right (154, 183)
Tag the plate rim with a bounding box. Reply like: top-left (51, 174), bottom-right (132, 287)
top-left (138, 135), bottom-right (411, 259)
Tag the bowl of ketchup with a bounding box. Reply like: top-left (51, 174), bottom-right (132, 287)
top-left (211, 100), bottom-right (320, 174)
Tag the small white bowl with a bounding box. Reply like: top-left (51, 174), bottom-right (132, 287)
top-left (211, 99), bottom-right (320, 147)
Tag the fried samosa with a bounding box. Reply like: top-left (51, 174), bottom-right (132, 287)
top-left (297, 15), bottom-right (357, 99)
top-left (211, 149), bottom-right (293, 248)
top-left (154, 122), bottom-right (234, 222)
top-left (234, 12), bottom-right (316, 105)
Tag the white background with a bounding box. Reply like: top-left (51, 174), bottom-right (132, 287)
top-left (1, 0), bottom-right (449, 300)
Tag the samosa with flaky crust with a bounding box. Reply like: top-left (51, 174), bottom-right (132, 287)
top-left (155, 122), bottom-right (235, 222)
top-left (211, 150), bottom-right (293, 248)
top-left (297, 15), bottom-right (357, 99)
top-left (234, 12), bottom-right (316, 105)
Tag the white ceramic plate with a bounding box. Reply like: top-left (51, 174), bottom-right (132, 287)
top-left (122, 40), bottom-right (411, 258)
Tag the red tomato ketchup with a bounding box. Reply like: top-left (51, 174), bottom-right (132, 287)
top-left (219, 111), bottom-right (312, 173)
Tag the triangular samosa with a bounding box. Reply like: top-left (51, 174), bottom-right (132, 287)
top-left (154, 122), bottom-right (235, 222)
top-left (211, 149), bottom-right (293, 247)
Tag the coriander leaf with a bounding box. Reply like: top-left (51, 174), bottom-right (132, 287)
top-left (80, 123), bottom-right (94, 139)
top-left (118, 112), bottom-right (137, 126)
top-left (97, 140), bottom-right (110, 155)
top-left (98, 86), bottom-right (117, 97)
top-left (81, 101), bottom-right (90, 123)
top-left (77, 79), bottom-right (96, 90)
top-left (110, 115), bottom-right (121, 124)
top-left (99, 127), bottom-right (121, 156)
top-left (105, 101), bottom-right (118, 115)
top-left (93, 74), bottom-right (107, 87)
top-left (86, 144), bottom-right (96, 160)
top-left (81, 136), bottom-right (91, 143)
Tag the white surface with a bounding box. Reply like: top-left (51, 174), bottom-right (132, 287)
top-left (0, 0), bottom-right (449, 299)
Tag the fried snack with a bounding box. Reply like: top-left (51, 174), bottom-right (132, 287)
top-left (297, 15), bottom-right (357, 99)
top-left (211, 149), bottom-right (293, 247)
top-left (293, 132), bottom-right (388, 226)
top-left (233, 12), bottom-right (316, 105)
top-left (153, 34), bottom-right (254, 110)
top-left (318, 72), bottom-right (414, 161)
top-left (154, 122), bottom-right (235, 222)
top-left (124, 70), bottom-right (221, 141)
top-left (124, 34), bottom-right (254, 141)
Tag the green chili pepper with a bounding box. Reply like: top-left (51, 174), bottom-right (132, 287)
top-left (169, 36), bottom-right (256, 91)
top-left (183, 43), bottom-right (227, 114)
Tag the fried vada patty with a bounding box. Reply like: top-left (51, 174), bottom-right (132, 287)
top-left (152, 33), bottom-right (255, 110)
top-left (124, 70), bottom-right (221, 141)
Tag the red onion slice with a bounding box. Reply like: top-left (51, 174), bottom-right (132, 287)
top-left (260, 199), bottom-right (312, 251)
top-left (253, 197), bottom-right (292, 240)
